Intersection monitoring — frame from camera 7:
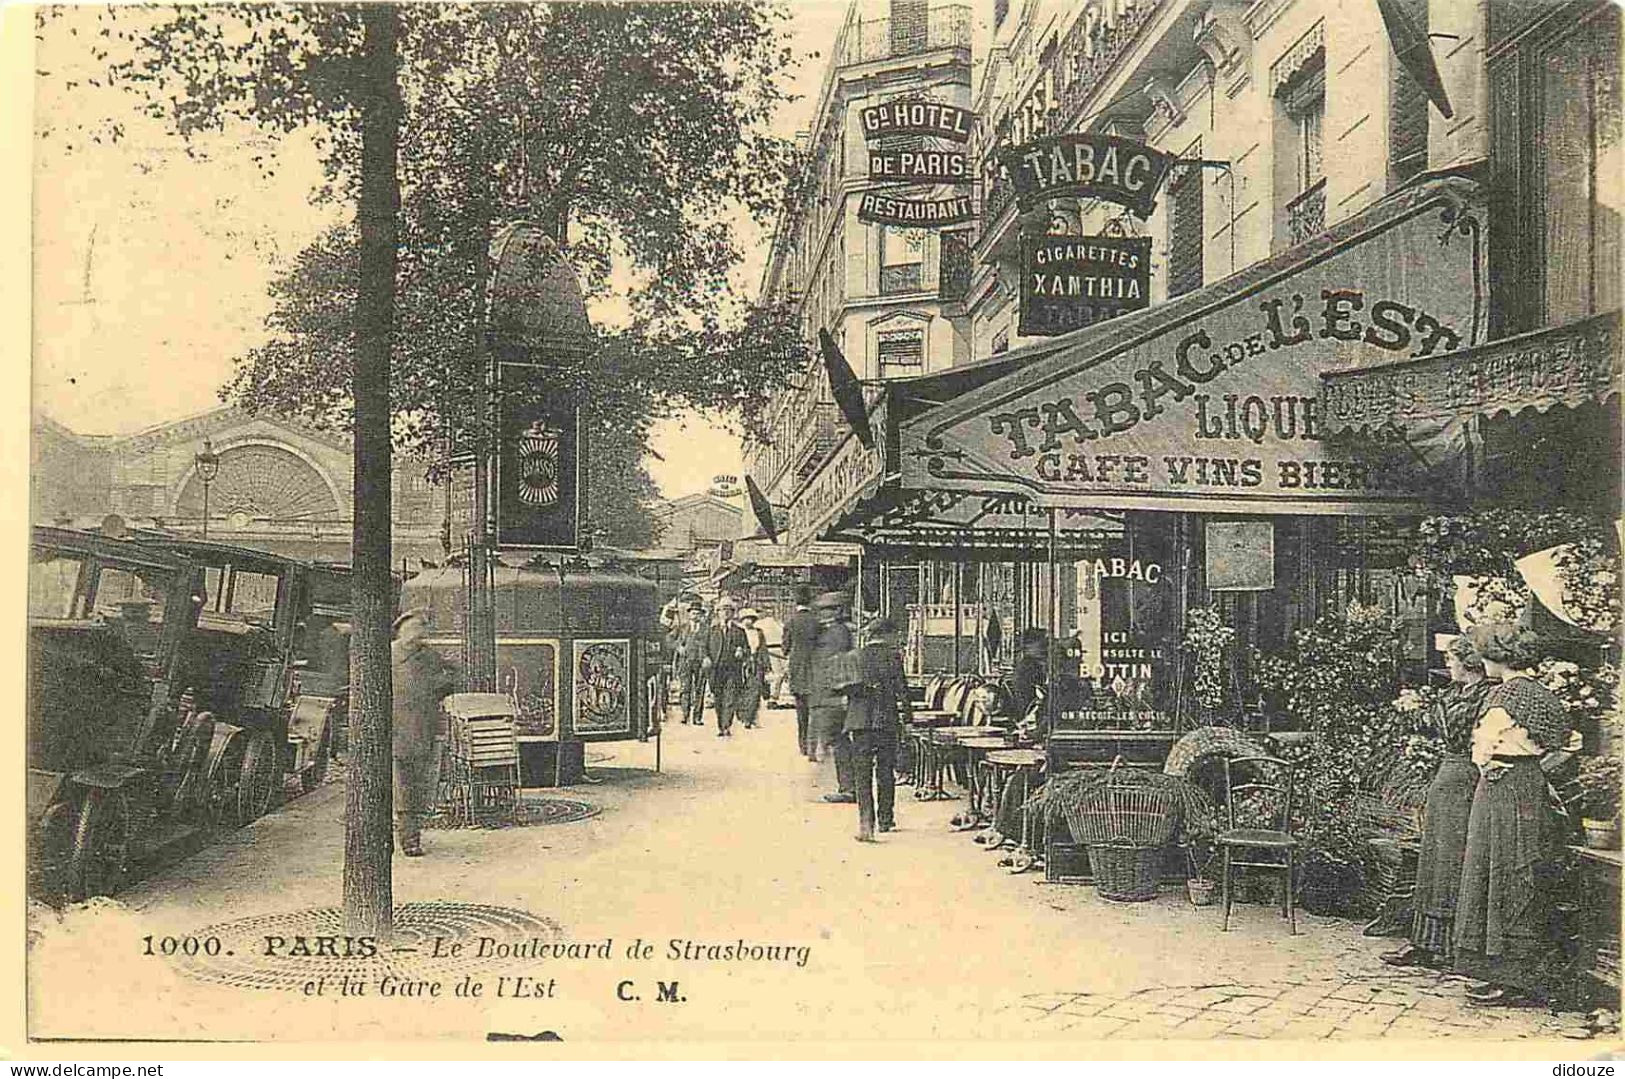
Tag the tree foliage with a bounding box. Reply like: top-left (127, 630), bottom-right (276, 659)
top-left (44, 2), bottom-right (813, 545)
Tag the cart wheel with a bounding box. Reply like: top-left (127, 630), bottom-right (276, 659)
top-left (66, 788), bottom-right (130, 902)
top-left (234, 730), bottom-right (279, 825)
top-left (300, 712), bottom-right (334, 794)
top-left (163, 711), bottom-right (216, 814)
top-left (201, 728), bottom-right (246, 826)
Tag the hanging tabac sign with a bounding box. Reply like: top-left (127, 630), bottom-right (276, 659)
top-left (857, 191), bottom-right (975, 227)
top-left (998, 134), bottom-right (1177, 218)
top-left (1019, 235), bottom-right (1151, 337)
top-left (494, 361), bottom-right (585, 550)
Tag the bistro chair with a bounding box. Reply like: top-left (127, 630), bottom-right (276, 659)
top-left (1216, 754), bottom-right (1299, 935)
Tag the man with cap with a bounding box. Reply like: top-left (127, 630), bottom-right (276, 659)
top-left (845, 614), bottom-right (911, 841)
top-left (704, 597), bottom-right (752, 737)
top-left (811, 590), bottom-right (856, 799)
top-left (676, 599), bottom-right (710, 725)
top-left (391, 609), bottom-right (459, 856)
top-left (736, 608), bottom-right (768, 729)
top-left (783, 585), bottom-right (821, 759)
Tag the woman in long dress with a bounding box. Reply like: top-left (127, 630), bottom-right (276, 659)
top-left (1453, 622), bottom-right (1572, 1007)
top-left (1383, 634), bottom-right (1491, 968)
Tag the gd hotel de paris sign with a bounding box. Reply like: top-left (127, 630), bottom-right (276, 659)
top-left (899, 178), bottom-right (1489, 517)
top-left (856, 98), bottom-right (978, 228)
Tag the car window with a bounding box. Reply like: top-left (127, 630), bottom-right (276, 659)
top-left (227, 569), bottom-right (281, 624)
top-left (29, 552), bottom-right (85, 618)
top-left (94, 565), bottom-right (169, 625)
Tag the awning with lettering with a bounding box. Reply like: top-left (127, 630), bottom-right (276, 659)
top-left (895, 173), bottom-right (1490, 516)
top-left (1320, 311), bottom-right (1620, 430)
top-left (1316, 312), bottom-right (1620, 495)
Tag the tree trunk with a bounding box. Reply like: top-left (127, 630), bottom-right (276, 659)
top-left (345, 2), bottom-right (402, 941)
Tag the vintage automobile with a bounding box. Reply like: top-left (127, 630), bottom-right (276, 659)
top-left (27, 527), bottom-right (234, 900)
top-left (124, 534), bottom-right (343, 801)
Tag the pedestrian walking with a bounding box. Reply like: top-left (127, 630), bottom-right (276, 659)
top-left (677, 599), bottom-right (709, 725)
top-left (390, 609), bottom-right (458, 857)
top-left (844, 614), bottom-right (911, 842)
top-left (705, 597), bottom-right (752, 737)
top-left (811, 591), bottom-right (856, 801)
top-left (784, 585), bottom-right (821, 759)
top-left (737, 608), bottom-right (768, 729)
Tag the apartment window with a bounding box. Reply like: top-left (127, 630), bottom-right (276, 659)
top-left (991, 327), bottom-right (1010, 355)
top-left (1490, 2), bottom-right (1622, 333)
top-left (1275, 36), bottom-right (1326, 249)
top-left (1167, 150), bottom-right (1204, 299)
top-left (880, 227), bottom-right (924, 294)
top-left (1387, 0), bottom-right (1431, 186)
top-left (877, 329), bottom-right (925, 377)
top-left (994, 0), bottom-right (1009, 30)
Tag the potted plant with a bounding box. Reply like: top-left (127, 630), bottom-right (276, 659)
top-left (1575, 755), bottom-right (1621, 849)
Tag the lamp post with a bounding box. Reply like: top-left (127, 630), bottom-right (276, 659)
top-left (194, 439), bottom-right (220, 539)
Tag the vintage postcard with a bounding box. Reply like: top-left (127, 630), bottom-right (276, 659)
top-left (11, 0), bottom-right (1624, 1058)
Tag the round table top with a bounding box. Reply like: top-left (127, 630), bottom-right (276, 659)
top-left (934, 725), bottom-right (1008, 737)
top-left (986, 749), bottom-right (1044, 768)
top-left (961, 737), bottom-right (1011, 751)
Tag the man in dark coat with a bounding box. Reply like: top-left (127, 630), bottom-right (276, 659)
top-left (783, 585), bottom-right (822, 760)
top-left (811, 591), bottom-right (855, 800)
top-left (391, 609), bottom-right (458, 856)
top-left (704, 597), bottom-right (752, 737)
top-left (844, 614), bottom-right (912, 841)
top-left (676, 600), bottom-right (709, 725)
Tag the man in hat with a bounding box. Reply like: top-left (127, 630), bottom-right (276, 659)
top-left (391, 609), bottom-right (459, 856)
top-left (736, 608), bottom-right (768, 729)
top-left (845, 614), bottom-right (911, 841)
top-left (783, 584), bottom-right (821, 759)
top-left (811, 591), bottom-right (855, 800)
top-left (676, 599), bottom-right (710, 725)
top-left (704, 597), bottom-right (752, 737)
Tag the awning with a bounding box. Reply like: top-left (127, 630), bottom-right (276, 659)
top-left (895, 173), bottom-right (1490, 516)
top-left (1320, 311), bottom-right (1620, 430)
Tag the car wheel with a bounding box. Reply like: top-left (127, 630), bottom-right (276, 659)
top-left (234, 730), bottom-right (279, 825)
top-left (67, 788), bottom-right (130, 902)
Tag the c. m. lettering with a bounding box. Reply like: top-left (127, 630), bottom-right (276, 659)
top-left (985, 287), bottom-right (1462, 459)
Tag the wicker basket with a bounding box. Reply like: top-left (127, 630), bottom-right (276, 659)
top-left (1062, 779), bottom-right (1181, 847)
top-left (1088, 843), bottom-right (1164, 902)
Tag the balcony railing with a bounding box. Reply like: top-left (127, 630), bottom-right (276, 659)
top-left (838, 5), bottom-right (971, 66)
top-left (792, 403), bottom-right (841, 488)
top-left (977, 0), bottom-right (1164, 229)
top-left (1285, 177), bottom-right (1327, 248)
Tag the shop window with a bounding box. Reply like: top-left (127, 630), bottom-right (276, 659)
top-left (1167, 152), bottom-right (1204, 299)
top-left (877, 329), bottom-right (925, 378)
top-left (880, 226), bottom-right (925, 294)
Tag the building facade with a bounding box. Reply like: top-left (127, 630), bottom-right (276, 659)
top-left (757, 0), bottom-right (1620, 689)
top-left (32, 406), bottom-right (443, 563)
top-left (744, 0), bottom-right (976, 516)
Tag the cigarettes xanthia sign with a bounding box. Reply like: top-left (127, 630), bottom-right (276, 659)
top-left (899, 177), bottom-right (1489, 516)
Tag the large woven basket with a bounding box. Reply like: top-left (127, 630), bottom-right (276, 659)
top-left (1087, 843), bottom-right (1164, 902)
top-left (1062, 779), bottom-right (1181, 847)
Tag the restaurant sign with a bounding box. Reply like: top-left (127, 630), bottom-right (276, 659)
top-left (857, 191), bottom-right (975, 227)
top-left (1020, 235), bottom-right (1151, 337)
top-left (998, 134), bottom-right (1177, 219)
top-left (899, 177), bottom-right (1489, 515)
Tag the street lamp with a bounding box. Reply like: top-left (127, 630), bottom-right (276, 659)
top-left (194, 439), bottom-right (220, 539)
